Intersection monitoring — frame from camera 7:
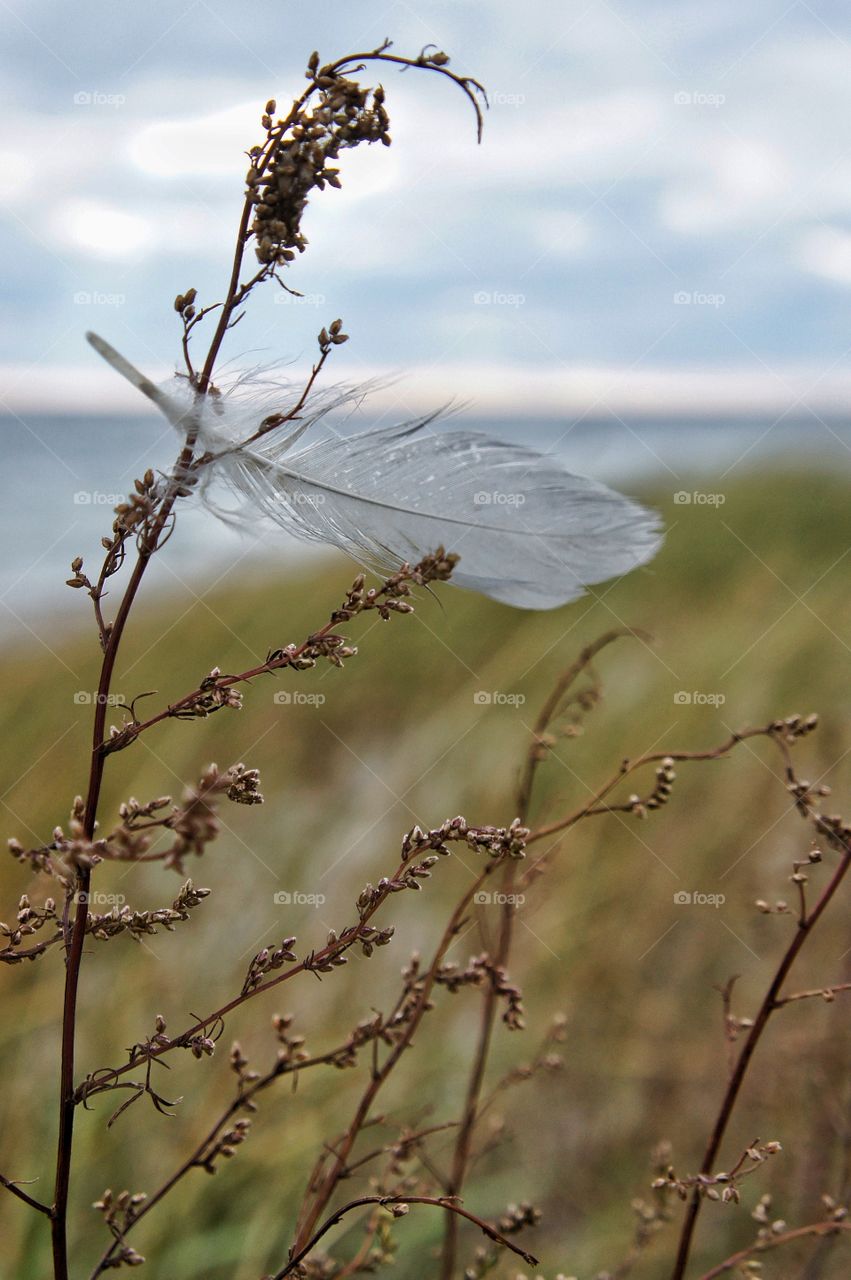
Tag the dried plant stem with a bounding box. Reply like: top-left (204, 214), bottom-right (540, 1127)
top-left (101, 549), bottom-right (457, 752)
top-left (231, 347), bottom-right (330, 451)
top-left (341, 1122), bottom-right (458, 1185)
top-left (693, 1219), bottom-right (851, 1280)
top-left (77, 828), bottom-right (499, 1104)
top-left (773, 981), bottom-right (851, 1006)
top-left (88, 1064), bottom-right (452, 1274)
top-left (441, 883), bottom-right (513, 1277)
top-left (440, 629), bottom-right (639, 1278)
top-left (669, 833), bottom-right (851, 1280)
top-left (196, 43), bottom-right (483, 393)
top-left (195, 98), bottom-right (304, 391)
top-left (52, 410), bottom-right (206, 1277)
top-left (516, 627), bottom-right (645, 821)
top-left (525, 726), bottom-right (776, 850)
top-left (53, 553), bottom-right (154, 1277)
top-left (88, 1041), bottom-right (355, 1277)
top-left (195, 78), bottom-right (332, 386)
top-left (333, 1209), bottom-right (384, 1279)
top-left (0, 1172), bottom-right (51, 1217)
top-left (0, 933), bottom-right (62, 963)
top-left (77, 901), bottom-right (392, 1099)
top-left (89, 531), bottom-right (128, 651)
top-left (290, 860), bottom-right (501, 1260)
top-left (50, 58), bottom-right (482, 1266)
top-left (106, 615), bottom-right (345, 746)
top-left (275, 1194), bottom-right (536, 1280)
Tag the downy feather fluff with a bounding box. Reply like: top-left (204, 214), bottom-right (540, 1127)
top-left (87, 332), bottom-right (662, 610)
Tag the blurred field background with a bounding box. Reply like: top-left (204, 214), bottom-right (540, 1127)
top-left (0, 468), bottom-right (850, 1279)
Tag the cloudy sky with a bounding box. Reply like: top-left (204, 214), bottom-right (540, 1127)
top-left (3, 0), bottom-right (851, 418)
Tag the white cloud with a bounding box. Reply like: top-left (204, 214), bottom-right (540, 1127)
top-left (391, 87), bottom-right (664, 190)
top-left (529, 208), bottom-right (591, 259)
top-left (797, 226), bottom-right (851, 286)
top-left (656, 34), bottom-right (851, 237)
top-left (0, 148), bottom-right (33, 201)
top-left (129, 102), bottom-right (260, 179)
top-left (54, 199), bottom-right (153, 259)
top-left (660, 136), bottom-right (790, 234)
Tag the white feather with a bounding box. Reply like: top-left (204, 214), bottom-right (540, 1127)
top-left (87, 333), bottom-right (662, 610)
top-left (85, 332), bottom-right (192, 430)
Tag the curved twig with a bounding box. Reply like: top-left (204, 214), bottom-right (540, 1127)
top-left (273, 1194), bottom-right (536, 1280)
top-left (0, 1171), bottom-right (51, 1217)
top-left (694, 1218), bottom-right (851, 1280)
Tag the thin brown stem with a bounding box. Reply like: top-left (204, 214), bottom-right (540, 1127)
top-left (440, 629), bottom-right (640, 1278)
top-left (289, 862), bottom-right (498, 1257)
top-left (76, 877), bottom-right (399, 1102)
top-left (195, 44), bottom-right (483, 392)
top-left (88, 532), bottom-right (127, 650)
top-left (340, 1122), bottom-right (458, 1182)
top-left (51, 422), bottom-right (206, 1277)
top-left (441, 881), bottom-right (513, 1277)
top-left (774, 981), bottom-right (851, 1007)
top-left (77, 826), bottom-right (496, 1104)
top-left (669, 834), bottom-right (851, 1280)
top-left (104, 616), bottom-right (340, 745)
top-left (0, 932), bottom-right (63, 963)
top-left (323, 45), bottom-right (486, 141)
top-left (88, 1040), bottom-right (354, 1277)
top-left (104, 552), bottom-right (448, 750)
top-left (526, 727), bottom-right (774, 849)
top-left (53, 553), bottom-right (148, 1277)
top-left (230, 348), bottom-right (330, 450)
top-left (693, 1219), bottom-right (851, 1280)
top-left (196, 199), bottom-right (254, 393)
top-left (333, 1209), bottom-right (383, 1279)
top-left (515, 627), bottom-right (645, 820)
top-left (0, 1172), bottom-right (52, 1217)
top-left (275, 1194), bottom-right (535, 1280)
top-left (194, 75), bottom-right (325, 392)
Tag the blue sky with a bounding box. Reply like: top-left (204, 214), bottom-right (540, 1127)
top-left (3, 0), bottom-right (851, 417)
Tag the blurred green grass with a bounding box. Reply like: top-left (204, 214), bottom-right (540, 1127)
top-left (1, 470), bottom-right (850, 1279)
